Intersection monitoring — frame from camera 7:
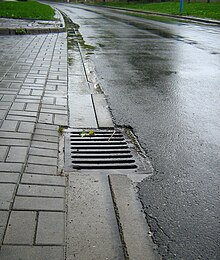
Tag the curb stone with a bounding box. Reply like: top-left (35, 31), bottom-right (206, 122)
top-left (109, 174), bottom-right (160, 260)
top-left (0, 8), bottom-right (66, 35)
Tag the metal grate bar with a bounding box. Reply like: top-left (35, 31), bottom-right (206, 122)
top-left (67, 129), bottom-right (138, 170)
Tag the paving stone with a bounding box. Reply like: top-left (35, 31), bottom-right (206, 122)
top-left (0, 90), bottom-right (17, 95)
top-left (25, 164), bottom-right (57, 175)
top-left (44, 85), bottom-right (56, 91)
top-left (6, 147), bottom-right (28, 163)
top-left (0, 146), bottom-right (8, 161)
top-left (13, 196), bottom-right (65, 211)
top-left (11, 102), bottom-right (25, 111)
top-left (36, 212), bottom-right (65, 245)
top-left (34, 128), bottom-right (58, 137)
top-left (17, 184), bottom-right (65, 198)
top-left (0, 211), bottom-right (9, 244)
top-left (0, 102), bottom-right (11, 110)
top-left (56, 97), bottom-right (67, 106)
top-left (42, 97), bottom-right (54, 105)
top-left (9, 110), bottom-right (37, 117)
top-left (0, 163), bottom-right (23, 172)
top-left (14, 99), bottom-right (40, 104)
top-left (41, 108), bottom-right (67, 115)
top-left (28, 155), bottom-right (57, 166)
top-left (29, 147), bottom-right (58, 157)
top-left (0, 82), bottom-right (11, 89)
top-left (42, 104), bottom-right (67, 111)
top-left (38, 113), bottom-right (53, 124)
top-left (0, 183), bottom-right (16, 210)
top-left (0, 131), bottom-right (31, 139)
top-left (19, 89), bottom-right (31, 95)
top-left (11, 82), bottom-right (22, 89)
top-left (6, 115), bottom-right (37, 122)
top-left (33, 134), bottom-right (58, 143)
top-left (0, 110), bottom-right (7, 120)
top-left (31, 140), bottom-right (58, 150)
top-left (16, 95), bottom-right (41, 101)
top-left (25, 103), bottom-right (40, 112)
top-left (24, 78), bottom-right (35, 84)
top-left (0, 120), bottom-right (18, 132)
top-left (54, 114), bottom-right (68, 126)
top-left (31, 90), bottom-right (43, 96)
top-left (0, 138), bottom-right (30, 146)
top-left (18, 122), bottom-right (35, 133)
top-left (0, 245), bottom-right (64, 260)
top-left (4, 211), bottom-right (36, 245)
top-left (1, 95), bottom-right (15, 102)
top-left (36, 123), bottom-right (58, 131)
top-left (21, 174), bottom-right (65, 186)
top-left (0, 172), bottom-right (20, 184)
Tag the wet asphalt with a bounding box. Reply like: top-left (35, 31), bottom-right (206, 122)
top-left (53, 3), bottom-right (220, 259)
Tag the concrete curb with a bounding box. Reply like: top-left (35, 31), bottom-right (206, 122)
top-left (0, 8), bottom-right (66, 35)
top-left (0, 27), bottom-right (66, 35)
top-left (109, 174), bottom-right (160, 260)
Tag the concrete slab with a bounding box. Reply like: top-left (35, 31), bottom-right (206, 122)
top-left (92, 94), bottom-right (114, 128)
top-left (109, 174), bottom-right (159, 260)
top-left (36, 212), bottom-right (65, 245)
top-left (0, 211), bottom-right (9, 244)
top-left (17, 184), bottom-right (65, 198)
top-left (13, 196), bottom-right (65, 211)
top-left (0, 245), bottom-right (64, 260)
top-left (68, 93), bottom-right (97, 128)
top-left (0, 172), bottom-right (20, 184)
top-left (21, 174), bottom-right (65, 186)
top-left (66, 172), bottom-right (124, 260)
top-left (0, 183), bottom-right (16, 210)
top-left (4, 211), bottom-right (36, 245)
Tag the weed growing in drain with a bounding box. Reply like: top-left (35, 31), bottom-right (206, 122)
top-left (58, 126), bottom-right (66, 135)
top-left (80, 130), bottom-right (95, 137)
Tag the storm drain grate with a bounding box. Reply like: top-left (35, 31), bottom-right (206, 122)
top-left (66, 129), bottom-right (138, 170)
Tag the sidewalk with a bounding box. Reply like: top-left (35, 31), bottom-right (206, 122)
top-left (0, 23), bottom-right (68, 258)
top-left (0, 13), bottom-right (158, 260)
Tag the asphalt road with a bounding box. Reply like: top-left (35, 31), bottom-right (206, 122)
top-left (54, 4), bottom-right (220, 259)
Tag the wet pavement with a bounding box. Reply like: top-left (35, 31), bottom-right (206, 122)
top-left (53, 4), bottom-right (220, 260)
top-left (0, 32), bottom-right (68, 259)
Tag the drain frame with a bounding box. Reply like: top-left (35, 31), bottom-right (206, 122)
top-left (64, 128), bottom-right (153, 173)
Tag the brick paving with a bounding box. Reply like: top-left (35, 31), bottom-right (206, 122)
top-left (0, 33), bottom-right (68, 259)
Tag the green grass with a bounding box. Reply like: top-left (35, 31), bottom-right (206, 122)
top-left (0, 0), bottom-right (55, 20)
top-left (96, 2), bottom-right (220, 20)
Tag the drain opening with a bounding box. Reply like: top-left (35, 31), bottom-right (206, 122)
top-left (67, 129), bottom-right (138, 170)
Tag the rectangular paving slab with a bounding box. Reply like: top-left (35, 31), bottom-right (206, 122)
top-left (36, 212), bottom-right (65, 245)
top-left (0, 245), bottom-right (64, 260)
top-left (66, 172), bottom-right (124, 260)
top-left (68, 93), bottom-right (97, 128)
top-left (4, 211), bottom-right (36, 245)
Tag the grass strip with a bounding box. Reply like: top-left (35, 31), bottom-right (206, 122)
top-left (0, 0), bottom-right (55, 20)
top-left (96, 2), bottom-right (220, 20)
